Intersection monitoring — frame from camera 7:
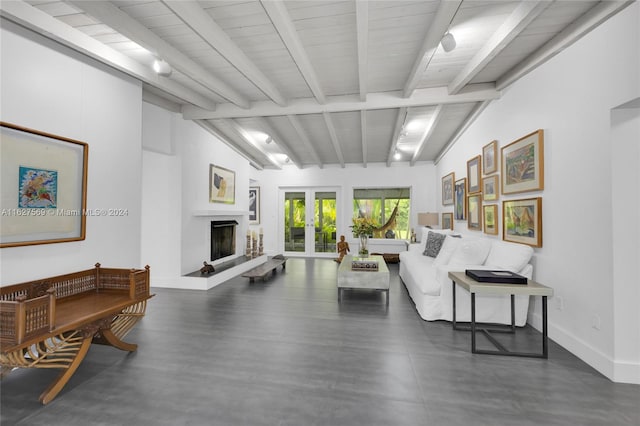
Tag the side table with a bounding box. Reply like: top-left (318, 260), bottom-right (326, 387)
top-left (448, 271), bottom-right (553, 358)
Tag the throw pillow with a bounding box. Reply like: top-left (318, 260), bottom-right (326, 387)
top-left (423, 231), bottom-right (446, 258)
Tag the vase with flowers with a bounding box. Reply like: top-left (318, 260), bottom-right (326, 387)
top-left (350, 217), bottom-right (378, 257)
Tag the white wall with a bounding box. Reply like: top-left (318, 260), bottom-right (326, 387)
top-left (0, 19), bottom-right (143, 284)
top-left (435, 4), bottom-right (639, 383)
top-left (252, 163), bottom-right (437, 255)
top-left (141, 104), bottom-right (252, 284)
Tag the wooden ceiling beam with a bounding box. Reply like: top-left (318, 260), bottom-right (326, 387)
top-left (497, 0), bottom-right (634, 91)
top-left (162, 0), bottom-right (287, 106)
top-left (223, 119), bottom-right (282, 169)
top-left (403, 0), bottom-right (461, 98)
top-left (0, 0), bottom-right (217, 110)
top-left (448, 1), bottom-right (550, 95)
top-left (322, 112), bottom-right (345, 168)
top-left (183, 84), bottom-right (499, 120)
top-left (386, 107), bottom-right (407, 167)
top-left (410, 105), bottom-right (442, 166)
top-left (360, 110), bottom-right (368, 168)
top-left (69, 0), bottom-right (250, 109)
top-left (260, 0), bottom-right (326, 104)
top-left (286, 115), bottom-right (323, 168)
top-left (194, 120), bottom-right (264, 170)
top-left (355, 1), bottom-right (369, 102)
top-left (254, 117), bottom-right (303, 169)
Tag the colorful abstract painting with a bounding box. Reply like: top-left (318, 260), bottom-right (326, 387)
top-left (18, 166), bottom-right (57, 208)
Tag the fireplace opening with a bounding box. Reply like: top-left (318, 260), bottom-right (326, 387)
top-left (211, 220), bottom-right (237, 261)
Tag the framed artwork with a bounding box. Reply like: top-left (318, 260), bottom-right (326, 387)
top-left (467, 155), bottom-right (482, 194)
top-left (442, 212), bottom-right (453, 230)
top-left (442, 172), bottom-right (455, 205)
top-left (482, 175), bottom-right (499, 201)
top-left (503, 197), bottom-right (542, 247)
top-left (249, 187), bottom-right (260, 224)
top-left (483, 204), bottom-right (499, 235)
top-left (0, 122), bottom-right (88, 248)
top-left (209, 164), bottom-right (235, 204)
top-left (467, 194), bottom-right (482, 231)
top-left (483, 140), bottom-right (498, 175)
top-left (501, 129), bottom-right (544, 194)
top-left (454, 178), bottom-right (467, 220)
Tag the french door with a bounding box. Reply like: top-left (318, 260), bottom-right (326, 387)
top-left (281, 187), bottom-right (340, 257)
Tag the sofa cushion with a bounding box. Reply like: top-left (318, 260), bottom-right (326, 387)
top-left (433, 235), bottom-right (461, 267)
top-left (423, 231), bottom-right (446, 257)
top-left (418, 228), bottom-right (452, 252)
top-left (485, 240), bottom-right (534, 272)
top-left (448, 238), bottom-right (492, 266)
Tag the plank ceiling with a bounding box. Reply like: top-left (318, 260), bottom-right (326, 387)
top-left (1, 0), bottom-right (633, 169)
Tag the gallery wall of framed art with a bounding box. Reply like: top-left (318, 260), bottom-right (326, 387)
top-left (438, 129), bottom-right (544, 247)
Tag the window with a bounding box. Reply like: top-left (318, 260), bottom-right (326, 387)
top-left (353, 187), bottom-right (411, 239)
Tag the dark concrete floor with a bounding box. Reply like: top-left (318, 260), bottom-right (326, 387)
top-left (1, 258), bottom-right (638, 425)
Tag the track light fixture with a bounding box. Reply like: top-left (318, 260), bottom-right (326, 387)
top-left (441, 31), bottom-right (456, 53)
top-left (152, 58), bottom-right (172, 77)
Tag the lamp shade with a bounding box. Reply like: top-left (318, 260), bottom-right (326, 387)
top-left (418, 212), bottom-right (439, 228)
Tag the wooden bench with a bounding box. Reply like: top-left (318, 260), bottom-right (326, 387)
top-left (0, 263), bottom-right (153, 404)
top-left (242, 255), bottom-right (288, 282)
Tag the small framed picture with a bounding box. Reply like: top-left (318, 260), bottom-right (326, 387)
top-left (503, 197), bottom-right (542, 247)
top-left (483, 204), bottom-right (498, 235)
top-left (209, 164), bottom-right (236, 204)
top-left (482, 175), bottom-right (499, 201)
top-left (467, 194), bottom-right (482, 231)
top-left (442, 172), bottom-right (455, 205)
top-left (501, 130), bottom-right (544, 195)
top-left (249, 187), bottom-right (260, 224)
top-left (467, 155), bottom-right (482, 194)
top-left (483, 140), bottom-right (498, 175)
top-left (454, 178), bottom-right (467, 220)
top-left (442, 212), bottom-right (453, 230)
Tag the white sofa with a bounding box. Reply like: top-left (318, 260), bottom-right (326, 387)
top-left (399, 228), bottom-right (534, 326)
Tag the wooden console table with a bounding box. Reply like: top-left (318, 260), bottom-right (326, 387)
top-left (448, 271), bottom-right (553, 358)
top-left (0, 264), bottom-right (153, 404)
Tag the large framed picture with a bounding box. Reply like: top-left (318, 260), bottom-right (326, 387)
top-left (1, 122), bottom-right (88, 248)
top-left (503, 197), bottom-right (542, 247)
top-left (467, 155), bottom-right (482, 194)
top-left (209, 164), bottom-right (235, 204)
top-left (442, 212), bottom-right (453, 230)
top-left (249, 187), bottom-right (260, 224)
top-left (467, 194), bottom-right (482, 231)
top-left (483, 140), bottom-right (498, 175)
top-left (454, 178), bottom-right (467, 220)
top-left (483, 204), bottom-right (499, 235)
top-left (482, 174), bottom-right (499, 201)
top-left (442, 172), bottom-right (455, 205)
top-left (501, 130), bottom-right (544, 194)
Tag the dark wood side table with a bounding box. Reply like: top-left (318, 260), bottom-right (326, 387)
top-left (448, 271), bottom-right (554, 359)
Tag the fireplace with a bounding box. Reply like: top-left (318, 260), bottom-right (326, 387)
top-left (211, 220), bottom-right (237, 261)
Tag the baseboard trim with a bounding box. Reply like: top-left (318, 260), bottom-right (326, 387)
top-left (529, 310), bottom-right (640, 385)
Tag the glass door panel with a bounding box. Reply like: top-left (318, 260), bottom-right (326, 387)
top-left (314, 191), bottom-right (336, 254)
top-left (282, 188), bottom-right (340, 257)
top-left (283, 191), bottom-right (305, 252)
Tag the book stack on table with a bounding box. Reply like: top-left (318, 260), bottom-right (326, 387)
top-left (465, 269), bottom-right (528, 284)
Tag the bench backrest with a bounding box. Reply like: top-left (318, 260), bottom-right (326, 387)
top-left (0, 264), bottom-right (150, 349)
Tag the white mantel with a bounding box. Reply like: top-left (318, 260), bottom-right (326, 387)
top-left (192, 210), bottom-right (249, 217)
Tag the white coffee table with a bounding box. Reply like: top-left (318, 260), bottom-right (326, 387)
top-left (337, 255), bottom-right (390, 306)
